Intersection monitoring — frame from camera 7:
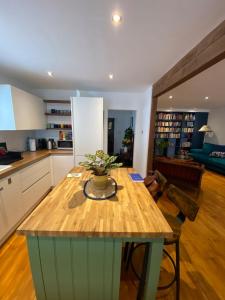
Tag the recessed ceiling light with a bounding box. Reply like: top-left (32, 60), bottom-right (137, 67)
top-left (112, 13), bottom-right (122, 24)
top-left (204, 96), bottom-right (209, 100)
top-left (109, 73), bottom-right (114, 80)
top-left (47, 71), bottom-right (53, 77)
top-left (169, 95), bottom-right (173, 99)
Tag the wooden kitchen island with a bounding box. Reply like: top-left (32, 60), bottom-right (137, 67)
top-left (18, 167), bottom-right (172, 300)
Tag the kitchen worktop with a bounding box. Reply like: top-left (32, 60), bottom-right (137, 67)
top-left (0, 149), bottom-right (73, 179)
top-left (18, 167), bottom-right (172, 239)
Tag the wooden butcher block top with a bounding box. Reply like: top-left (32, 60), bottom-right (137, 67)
top-left (18, 167), bottom-right (173, 239)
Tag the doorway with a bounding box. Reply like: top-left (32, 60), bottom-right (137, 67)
top-left (107, 110), bottom-right (136, 167)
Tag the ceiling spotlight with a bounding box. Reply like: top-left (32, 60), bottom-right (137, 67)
top-left (112, 13), bottom-right (122, 24)
top-left (109, 73), bottom-right (114, 80)
top-left (47, 71), bottom-right (53, 77)
top-left (204, 96), bottom-right (209, 100)
top-left (169, 95), bottom-right (173, 99)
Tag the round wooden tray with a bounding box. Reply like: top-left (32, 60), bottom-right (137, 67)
top-left (83, 177), bottom-right (117, 200)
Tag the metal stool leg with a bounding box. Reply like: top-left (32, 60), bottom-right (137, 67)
top-left (158, 238), bottom-right (180, 300)
top-left (126, 242), bottom-right (134, 270)
top-left (123, 242), bottom-right (129, 262)
top-left (136, 243), bottom-right (150, 300)
top-left (175, 240), bottom-right (180, 300)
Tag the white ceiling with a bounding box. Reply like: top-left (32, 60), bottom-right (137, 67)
top-left (158, 58), bottom-right (225, 110)
top-left (0, 0), bottom-right (225, 91)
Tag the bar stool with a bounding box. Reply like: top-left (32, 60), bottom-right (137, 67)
top-left (125, 184), bottom-right (199, 300)
top-left (123, 170), bottom-right (167, 264)
top-left (144, 170), bottom-right (168, 201)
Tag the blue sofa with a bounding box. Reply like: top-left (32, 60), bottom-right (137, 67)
top-left (190, 143), bottom-right (225, 175)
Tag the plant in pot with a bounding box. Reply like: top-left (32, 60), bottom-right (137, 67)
top-left (155, 140), bottom-right (169, 156)
top-left (79, 150), bottom-right (123, 189)
top-left (122, 127), bottom-right (134, 153)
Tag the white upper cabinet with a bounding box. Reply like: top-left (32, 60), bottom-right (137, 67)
top-left (0, 84), bottom-right (45, 130)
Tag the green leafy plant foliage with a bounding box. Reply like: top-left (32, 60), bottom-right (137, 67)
top-left (79, 150), bottom-right (123, 175)
top-left (122, 127), bottom-right (134, 147)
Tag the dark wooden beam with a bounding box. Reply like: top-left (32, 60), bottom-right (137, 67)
top-left (153, 20), bottom-right (225, 97)
top-left (147, 96), bottom-right (158, 172)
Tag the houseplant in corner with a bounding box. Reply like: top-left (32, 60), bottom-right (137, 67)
top-left (79, 150), bottom-right (123, 189)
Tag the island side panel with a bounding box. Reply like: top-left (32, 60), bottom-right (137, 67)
top-left (143, 239), bottom-right (164, 300)
top-left (27, 236), bottom-right (122, 300)
top-left (27, 237), bottom-right (47, 300)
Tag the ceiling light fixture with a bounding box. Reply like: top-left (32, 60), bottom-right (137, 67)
top-left (109, 73), bottom-right (114, 80)
top-left (47, 71), bottom-right (53, 77)
top-left (112, 13), bottom-right (122, 24)
top-left (204, 96), bottom-right (209, 100)
top-left (169, 95), bottom-right (173, 99)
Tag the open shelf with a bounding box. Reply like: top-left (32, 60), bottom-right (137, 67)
top-left (43, 100), bottom-right (71, 104)
top-left (46, 128), bottom-right (72, 130)
top-left (45, 113), bottom-right (71, 116)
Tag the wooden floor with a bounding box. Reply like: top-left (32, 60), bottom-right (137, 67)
top-left (0, 170), bottom-right (225, 300)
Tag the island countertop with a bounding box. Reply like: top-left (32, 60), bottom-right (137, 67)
top-left (17, 167), bottom-right (173, 239)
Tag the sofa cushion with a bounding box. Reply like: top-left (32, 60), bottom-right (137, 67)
top-left (213, 144), bottom-right (225, 152)
top-left (190, 153), bottom-right (210, 164)
top-left (202, 143), bottom-right (214, 154)
top-left (208, 157), bottom-right (225, 168)
top-left (190, 149), bottom-right (204, 154)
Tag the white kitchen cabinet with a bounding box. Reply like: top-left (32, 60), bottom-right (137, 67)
top-left (71, 97), bottom-right (103, 166)
top-left (22, 173), bottom-right (51, 212)
top-left (0, 173), bottom-right (23, 242)
top-left (0, 84), bottom-right (45, 130)
top-left (20, 157), bottom-right (52, 213)
top-left (51, 155), bottom-right (74, 186)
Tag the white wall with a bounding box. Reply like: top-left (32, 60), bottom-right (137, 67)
top-left (33, 88), bottom-right (153, 177)
top-left (205, 107), bottom-right (225, 145)
top-left (108, 110), bottom-right (135, 154)
top-left (0, 130), bottom-right (34, 151)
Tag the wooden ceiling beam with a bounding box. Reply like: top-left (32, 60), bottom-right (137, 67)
top-left (153, 20), bottom-right (225, 98)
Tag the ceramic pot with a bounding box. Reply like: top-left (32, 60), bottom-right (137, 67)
top-left (92, 174), bottom-right (108, 190)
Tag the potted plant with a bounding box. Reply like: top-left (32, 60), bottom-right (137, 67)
top-left (155, 140), bottom-right (169, 156)
top-left (122, 127), bottom-right (134, 153)
top-left (79, 150), bottom-right (123, 189)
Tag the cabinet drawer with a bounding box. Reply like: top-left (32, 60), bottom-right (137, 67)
top-left (20, 157), bottom-right (50, 191)
top-left (22, 172), bottom-right (51, 212)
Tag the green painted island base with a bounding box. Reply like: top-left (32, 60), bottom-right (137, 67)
top-left (27, 237), bottom-right (163, 300)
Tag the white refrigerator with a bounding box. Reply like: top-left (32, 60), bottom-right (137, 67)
top-left (71, 97), bottom-right (103, 166)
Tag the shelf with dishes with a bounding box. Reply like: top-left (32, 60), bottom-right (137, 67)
top-left (45, 112), bottom-right (71, 116)
top-left (43, 99), bottom-right (72, 131)
top-left (46, 123), bottom-right (72, 130)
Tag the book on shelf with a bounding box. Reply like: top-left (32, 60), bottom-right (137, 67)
top-left (182, 128), bottom-right (194, 133)
top-left (157, 113), bottom-right (183, 121)
top-left (156, 127), bottom-right (181, 133)
top-left (156, 121), bottom-right (181, 127)
top-left (155, 133), bottom-right (180, 139)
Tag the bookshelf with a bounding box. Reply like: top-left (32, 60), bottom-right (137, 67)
top-left (155, 111), bottom-right (208, 157)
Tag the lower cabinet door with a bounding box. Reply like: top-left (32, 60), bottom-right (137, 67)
top-left (0, 195), bottom-right (8, 242)
top-left (22, 172), bottom-right (51, 213)
top-left (0, 173), bottom-right (23, 230)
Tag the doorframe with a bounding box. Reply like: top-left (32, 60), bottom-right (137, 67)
top-left (147, 20), bottom-right (225, 172)
top-left (105, 109), bottom-right (137, 165)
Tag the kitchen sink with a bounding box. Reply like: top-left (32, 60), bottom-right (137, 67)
top-left (0, 165), bottom-right (12, 172)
